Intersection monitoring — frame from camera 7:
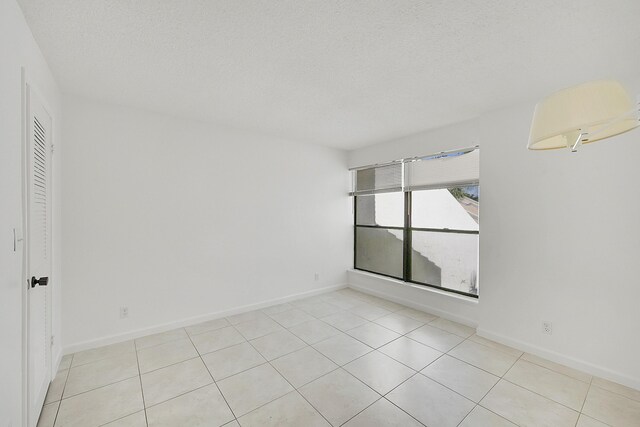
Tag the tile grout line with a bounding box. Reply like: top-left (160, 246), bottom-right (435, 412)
top-left (242, 335), bottom-right (335, 426)
top-left (496, 347), bottom-right (589, 416)
top-left (453, 343), bottom-right (522, 426)
top-left (133, 337), bottom-right (149, 427)
top-left (186, 325), bottom-right (239, 424)
top-left (51, 353), bottom-right (74, 427)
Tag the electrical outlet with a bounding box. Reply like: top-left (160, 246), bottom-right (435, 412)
top-left (120, 306), bottom-right (129, 319)
top-left (542, 321), bottom-right (553, 335)
top-left (314, 272), bottom-right (320, 282)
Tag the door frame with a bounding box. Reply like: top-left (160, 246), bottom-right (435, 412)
top-left (21, 67), bottom-right (55, 427)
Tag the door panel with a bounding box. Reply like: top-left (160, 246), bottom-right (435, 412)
top-left (26, 84), bottom-right (52, 426)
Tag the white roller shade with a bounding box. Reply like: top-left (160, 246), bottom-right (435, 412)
top-left (405, 148), bottom-right (479, 191)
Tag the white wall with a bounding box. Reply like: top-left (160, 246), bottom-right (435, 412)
top-left (61, 96), bottom-right (352, 351)
top-left (348, 75), bottom-right (640, 389)
top-left (0, 0), bottom-right (63, 425)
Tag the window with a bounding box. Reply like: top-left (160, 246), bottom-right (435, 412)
top-left (354, 193), bottom-right (405, 279)
top-left (352, 149), bottom-right (479, 297)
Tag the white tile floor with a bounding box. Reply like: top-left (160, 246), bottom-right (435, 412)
top-left (38, 288), bottom-right (640, 427)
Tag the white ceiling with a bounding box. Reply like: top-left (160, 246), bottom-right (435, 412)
top-left (17, 0), bottom-right (640, 149)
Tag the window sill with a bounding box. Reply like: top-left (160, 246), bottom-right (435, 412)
top-left (347, 269), bottom-right (479, 305)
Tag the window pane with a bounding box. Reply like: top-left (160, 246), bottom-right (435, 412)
top-left (411, 186), bottom-right (479, 230)
top-left (355, 226), bottom-right (403, 279)
top-left (356, 193), bottom-right (404, 227)
top-left (410, 230), bottom-right (478, 295)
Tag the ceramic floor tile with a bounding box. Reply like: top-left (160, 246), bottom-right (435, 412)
top-left (102, 411), bottom-right (147, 426)
top-left (269, 308), bottom-right (315, 328)
top-left (64, 352), bottom-right (139, 398)
top-left (344, 351), bottom-right (415, 395)
top-left (298, 302), bottom-right (343, 318)
top-left (366, 298), bottom-right (406, 312)
top-left (137, 337), bottom-right (198, 373)
top-left (422, 355), bottom-right (499, 402)
top-left (338, 289), bottom-right (369, 299)
top-left (387, 374), bottom-right (475, 427)
top-left (190, 326), bottom-right (246, 355)
top-left (146, 384), bottom-right (234, 427)
top-left (141, 357), bottom-right (213, 407)
top-left (272, 346), bottom-right (338, 388)
top-left (201, 341), bottom-right (266, 380)
top-left (71, 341), bottom-right (136, 367)
top-left (428, 318), bottom-right (475, 338)
top-left (405, 324), bottom-right (464, 352)
top-left (323, 296), bottom-right (363, 310)
top-left (582, 385), bottom-right (640, 427)
top-left (378, 336), bottom-right (443, 371)
top-left (395, 307), bottom-right (438, 323)
top-left (217, 363), bottom-right (293, 417)
top-left (458, 406), bottom-right (516, 427)
top-left (313, 333), bottom-right (373, 366)
top-left (58, 354), bottom-right (73, 371)
top-left (226, 310), bottom-right (268, 325)
top-left (522, 353), bottom-right (592, 383)
top-left (448, 340), bottom-right (518, 376)
top-left (299, 369), bottom-right (379, 426)
top-left (37, 402), bottom-right (59, 427)
top-left (135, 328), bottom-right (188, 350)
top-left (591, 377), bottom-right (640, 402)
top-left (346, 322), bottom-right (401, 348)
top-left (249, 329), bottom-right (307, 360)
top-left (261, 302), bottom-right (294, 316)
top-left (238, 391), bottom-right (330, 427)
top-left (233, 317), bottom-right (283, 340)
top-left (576, 414), bottom-right (609, 427)
top-left (349, 303), bottom-right (391, 321)
top-left (504, 359), bottom-right (590, 410)
top-left (45, 369), bottom-right (68, 403)
top-left (289, 319), bottom-right (341, 345)
top-left (321, 312), bottom-right (368, 331)
top-left (468, 334), bottom-right (523, 358)
top-left (223, 421), bottom-right (240, 427)
top-left (185, 318), bottom-right (230, 336)
top-left (55, 377), bottom-right (143, 427)
top-left (480, 380), bottom-right (579, 427)
top-left (53, 292), bottom-right (640, 427)
top-left (373, 313), bottom-right (424, 334)
top-left (343, 398), bottom-right (422, 427)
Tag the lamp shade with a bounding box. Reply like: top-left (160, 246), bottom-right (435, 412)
top-left (528, 80), bottom-right (638, 150)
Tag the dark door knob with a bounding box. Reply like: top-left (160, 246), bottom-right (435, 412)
top-left (31, 276), bottom-right (49, 288)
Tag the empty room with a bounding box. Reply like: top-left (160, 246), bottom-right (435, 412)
top-left (2, 1), bottom-right (640, 426)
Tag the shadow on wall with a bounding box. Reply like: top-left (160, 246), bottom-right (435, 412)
top-left (355, 228), bottom-right (441, 284)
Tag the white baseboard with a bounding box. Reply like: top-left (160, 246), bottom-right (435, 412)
top-left (347, 282), bottom-right (477, 328)
top-left (64, 283), bottom-right (347, 355)
top-left (477, 327), bottom-right (640, 391)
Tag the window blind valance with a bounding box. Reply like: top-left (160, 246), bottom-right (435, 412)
top-left (349, 147), bottom-right (478, 195)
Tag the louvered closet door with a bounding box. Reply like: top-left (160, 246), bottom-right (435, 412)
top-left (26, 84), bottom-right (53, 427)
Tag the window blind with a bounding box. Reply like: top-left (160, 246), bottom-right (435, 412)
top-left (350, 147), bottom-right (479, 194)
top-left (351, 162), bottom-right (403, 195)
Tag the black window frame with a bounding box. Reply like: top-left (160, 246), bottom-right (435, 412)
top-left (354, 188), bottom-right (479, 299)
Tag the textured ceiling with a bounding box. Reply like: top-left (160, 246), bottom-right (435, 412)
top-left (17, 0), bottom-right (640, 149)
